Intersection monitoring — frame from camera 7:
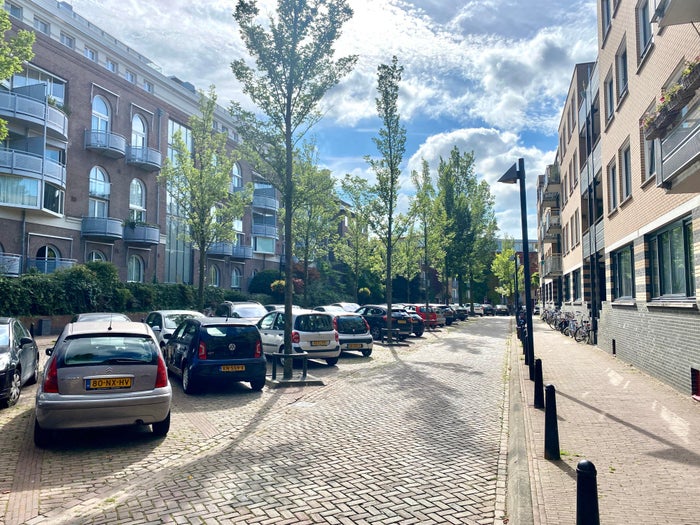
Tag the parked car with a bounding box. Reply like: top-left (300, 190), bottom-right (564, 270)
top-left (495, 304), bottom-right (510, 316)
top-left (331, 302), bottom-right (361, 313)
top-left (471, 303), bottom-right (484, 316)
top-left (0, 317), bottom-right (39, 408)
top-left (264, 304), bottom-right (302, 312)
top-left (257, 309), bottom-right (341, 366)
top-left (332, 313), bottom-right (373, 357)
top-left (405, 304), bottom-right (438, 329)
top-left (482, 303), bottom-right (495, 316)
top-left (214, 301), bottom-right (268, 322)
top-left (71, 312), bottom-right (131, 323)
top-left (163, 317), bottom-right (266, 394)
top-left (314, 305), bottom-right (347, 313)
top-left (396, 307), bottom-right (425, 337)
top-left (34, 321), bottom-right (172, 447)
top-left (144, 309), bottom-right (205, 347)
top-left (355, 305), bottom-right (413, 340)
top-left (451, 304), bottom-right (469, 321)
top-left (433, 305), bottom-right (455, 326)
top-left (432, 306), bottom-right (446, 327)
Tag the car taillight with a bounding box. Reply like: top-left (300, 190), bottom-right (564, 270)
top-left (363, 318), bottom-right (370, 331)
top-left (42, 357), bottom-right (59, 393)
top-left (292, 331), bottom-right (300, 344)
top-left (254, 339), bottom-right (262, 358)
top-left (334, 330), bottom-right (339, 343)
top-left (332, 317), bottom-right (338, 331)
top-left (198, 341), bottom-right (207, 360)
top-left (155, 353), bottom-right (168, 388)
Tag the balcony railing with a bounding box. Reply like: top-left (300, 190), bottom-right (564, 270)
top-left (653, 0), bottom-right (700, 28)
top-left (252, 224), bottom-right (278, 238)
top-left (0, 149), bottom-right (66, 187)
top-left (27, 257), bottom-right (76, 274)
top-left (660, 103), bottom-right (700, 190)
top-left (0, 91), bottom-right (68, 139)
top-left (126, 146), bottom-right (162, 171)
top-left (582, 220), bottom-right (605, 258)
top-left (544, 212), bottom-right (561, 233)
top-left (543, 254), bottom-right (563, 277)
top-left (232, 245), bottom-right (253, 259)
top-left (207, 242), bottom-right (234, 257)
top-left (81, 216), bottom-right (124, 241)
top-left (84, 129), bottom-right (127, 158)
top-left (0, 253), bottom-right (21, 277)
top-left (123, 223), bottom-right (160, 245)
top-left (539, 190), bottom-right (560, 208)
top-left (543, 164), bottom-right (561, 189)
top-left (252, 188), bottom-right (279, 211)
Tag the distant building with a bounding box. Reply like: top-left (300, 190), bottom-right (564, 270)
top-left (0, 0), bottom-right (282, 289)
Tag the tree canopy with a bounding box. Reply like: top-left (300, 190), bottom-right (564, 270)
top-left (0, 10), bottom-right (34, 140)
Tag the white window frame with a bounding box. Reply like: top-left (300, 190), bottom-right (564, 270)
top-left (616, 41), bottom-right (629, 99)
top-left (621, 143), bottom-right (632, 200)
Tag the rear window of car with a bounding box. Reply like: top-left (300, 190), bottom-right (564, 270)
top-left (295, 314), bottom-right (333, 332)
top-left (336, 315), bottom-right (366, 332)
top-left (233, 305), bottom-right (267, 318)
top-left (202, 324), bottom-right (259, 342)
top-left (62, 336), bottom-right (158, 366)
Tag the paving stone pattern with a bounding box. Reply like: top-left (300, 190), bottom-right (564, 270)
top-left (0, 319), bottom-right (511, 525)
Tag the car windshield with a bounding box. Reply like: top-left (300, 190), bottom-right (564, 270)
top-left (62, 335), bottom-right (158, 366)
top-left (164, 313), bottom-right (200, 329)
top-left (0, 325), bottom-right (8, 346)
top-left (295, 314), bottom-right (333, 332)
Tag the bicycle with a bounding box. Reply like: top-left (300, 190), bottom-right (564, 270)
top-left (574, 319), bottom-right (592, 344)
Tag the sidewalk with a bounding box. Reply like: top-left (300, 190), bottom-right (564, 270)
top-left (513, 319), bottom-right (700, 525)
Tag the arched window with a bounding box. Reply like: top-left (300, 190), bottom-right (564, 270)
top-left (231, 267), bottom-right (241, 289)
top-left (131, 114), bottom-right (147, 149)
top-left (129, 179), bottom-right (146, 223)
top-left (35, 245), bottom-right (59, 273)
top-left (88, 167), bottom-right (110, 218)
top-left (87, 250), bottom-right (105, 262)
top-left (91, 96), bottom-right (110, 132)
top-left (127, 254), bottom-right (144, 283)
top-left (231, 162), bottom-right (242, 189)
top-left (209, 265), bottom-right (220, 287)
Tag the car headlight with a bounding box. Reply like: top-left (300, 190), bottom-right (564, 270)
top-left (0, 352), bottom-right (11, 371)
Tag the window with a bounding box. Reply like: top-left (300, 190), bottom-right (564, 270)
top-left (649, 218), bottom-right (695, 299)
top-left (84, 46), bottom-right (97, 62)
top-left (621, 144), bottom-right (632, 200)
top-left (573, 269), bottom-right (581, 301)
top-left (644, 137), bottom-right (658, 182)
top-left (129, 179), bottom-right (146, 223)
top-left (5, 2), bottom-right (22, 19)
top-left (612, 244), bottom-right (634, 299)
top-left (209, 265), bottom-right (220, 287)
top-left (637, 0), bottom-right (653, 58)
top-left (92, 96), bottom-right (110, 133)
top-left (33, 16), bottom-right (49, 34)
top-left (43, 183), bottom-right (64, 215)
top-left (563, 273), bottom-right (571, 302)
top-left (573, 209), bottom-right (580, 246)
top-left (602, 0), bottom-right (612, 35)
top-left (131, 114), bottom-right (147, 149)
top-left (0, 175), bottom-right (39, 207)
top-left (231, 268), bottom-right (241, 289)
top-left (604, 72), bottom-right (615, 120)
top-left (127, 255), bottom-right (144, 283)
top-left (88, 167), bottom-right (110, 218)
top-left (253, 237), bottom-right (275, 254)
top-left (616, 42), bottom-right (628, 99)
top-left (607, 160), bottom-right (618, 212)
top-left (143, 80), bottom-right (153, 93)
top-left (231, 163), bottom-right (243, 190)
top-left (87, 251), bottom-right (105, 262)
top-left (125, 70), bottom-right (136, 83)
top-left (105, 58), bottom-right (117, 73)
top-left (60, 32), bottom-right (74, 49)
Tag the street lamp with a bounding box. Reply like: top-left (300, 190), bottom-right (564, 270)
top-left (499, 158), bottom-right (535, 379)
top-left (511, 254), bottom-right (519, 315)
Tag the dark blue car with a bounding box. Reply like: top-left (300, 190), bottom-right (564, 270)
top-left (0, 317), bottom-right (39, 408)
top-left (163, 317), bottom-right (266, 394)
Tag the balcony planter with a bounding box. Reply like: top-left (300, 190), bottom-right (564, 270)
top-left (643, 105), bottom-right (681, 140)
top-left (681, 57), bottom-right (700, 93)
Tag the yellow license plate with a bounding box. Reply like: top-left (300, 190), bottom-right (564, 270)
top-left (347, 343), bottom-right (362, 349)
top-left (221, 365), bottom-right (245, 372)
top-left (397, 319), bottom-right (406, 324)
top-left (86, 377), bottom-right (131, 390)
top-left (311, 340), bottom-right (328, 346)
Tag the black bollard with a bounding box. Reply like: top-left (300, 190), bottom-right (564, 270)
top-left (544, 384), bottom-right (560, 460)
top-left (534, 359), bottom-right (544, 408)
top-left (523, 329), bottom-right (530, 365)
top-left (576, 460), bottom-right (600, 525)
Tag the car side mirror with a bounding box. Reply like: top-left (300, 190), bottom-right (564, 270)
top-left (20, 336), bottom-right (34, 346)
top-left (151, 325), bottom-right (161, 332)
top-left (163, 333), bottom-right (172, 340)
top-left (46, 347), bottom-right (53, 356)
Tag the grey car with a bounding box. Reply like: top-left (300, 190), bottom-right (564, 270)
top-left (0, 317), bottom-right (39, 408)
top-left (34, 321), bottom-right (172, 447)
top-left (144, 309), bottom-right (205, 347)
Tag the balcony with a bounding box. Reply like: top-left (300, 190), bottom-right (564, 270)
top-left (84, 130), bottom-right (127, 159)
top-left (27, 257), bottom-right (76, 274)
top-left (252, 188), bottom-right (279, 211)
top-left (0, 253), bottom-right (21, 277)
top-left (653, 0), bottom-right (700, 28)
top-left (0, 149), bottom-right (66, 188)
top-left (544, 212), bottom-right (561, 234)
top-left (0, 91), bottom-right (68, 140)
top-left (539, 190), bottom-right (559, 209)
top-left (659, 102), bottom-right (700, 193)
top-left (207, 241), bottom-right (234, 257)
top-left (543, 254), bottom-right (563, 277)
top-left (126, 146), bottom-right (162, 171)
top-left (580, 140), bottom-right (602, 193)
top-left (81, 216), bottom-right (124, 242)
top-left (232, 245), bottom-right (253, 259)
top-left (543, 164), bottom-right (561, 190)
top-left (123, 223), bottom-right (160, 246)
top-left (582, 221), bottom-right (605, 259)
top-left (252, 224), bottom-right (278, 238)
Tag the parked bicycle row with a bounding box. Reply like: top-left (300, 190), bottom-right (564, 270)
top-left (540, 307), bottom-right (592, 344)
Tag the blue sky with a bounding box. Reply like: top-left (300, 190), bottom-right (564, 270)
top-left (69, 0), bottom-right (599, 239)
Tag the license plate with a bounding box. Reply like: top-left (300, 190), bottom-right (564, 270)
top-left (86, 377), bottom-right (131, 390)
top-left (347, 343), bottom-right (362, 349)
top-left (311, 340), bottom-right (328, 346)
top-left (397, 319), bottom-right (406, 324)
top-left (221, 364), bottom-right (245, 372)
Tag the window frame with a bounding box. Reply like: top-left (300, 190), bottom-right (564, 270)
top-left (127, 254), bottom-right (145, 283)
top-left (648, 217), bottom-right (695, 300)
top-left (621, 143), bottom-right (632, 200)
top-left (616, 40), bottom-right (629, 100)
top-left (637, 0), bottom-right (653, 60)
top-left (604, 72), bottom-right (615, 121)
top-left (612, 244), bottom-right (635, 300)
top-left (607, 159), bottom-right (618, 213)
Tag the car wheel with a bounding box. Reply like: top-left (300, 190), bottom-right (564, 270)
top-left (325, 357), bottom-right (338, 366)
top-left (34, 419), bottom-right (51, 448)
top-left (182, 364), bottom-right (198, 395)
top-left (361, 349), bottom-right (372, 357)
top-left (250, 378), bottom-right (265, 391)
top-left (370, 326), bottom-right (381, 340)
top-left (414, 329), bottom-right (424, 337)
top-left (152, 411), bottom-right (171, 437)
top-left (1, 368), bottom-right (21, 408)
top-left (27, 353), bottom-right (39, 385)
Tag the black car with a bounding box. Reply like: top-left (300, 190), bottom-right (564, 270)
top-left (434, 305), bottom-right (455, 326)
top-left (0, 317), bottom-right (39, 408)
top-left (355, 305), bottom-right (413, 341)
top-left (163, 317), bottom-right (267, 394)
top-left (451, 304), bottom-right (469, 321)
top-left (482, 304), bottom-right (495, 316)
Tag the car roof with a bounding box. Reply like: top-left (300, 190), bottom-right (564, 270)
top-left (148, 309), bottom-right (204, 316)
top-left (0, 317), bottom-right (12, 325)
top-left (198, 317), bottom-right (257, 326)
top-left (61, 321), bottom-right (152, 337)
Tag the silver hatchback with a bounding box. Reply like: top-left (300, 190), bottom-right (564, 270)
top-left (34, 321), bottom-right (172, 447)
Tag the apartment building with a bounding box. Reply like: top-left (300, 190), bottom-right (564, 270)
top-left (0, 0), bottom-right (282, 289)
top-left (540, 0), bottom-right (700, 396)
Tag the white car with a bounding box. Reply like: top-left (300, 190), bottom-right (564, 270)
top-left (471, 303), bottom-right (485, 316)
top-left (333, 312), bottom-right (373, 357)
top-left (257, 309), bottom-right (341, 366)
top-left (144, 310), bottom-right (205, 347)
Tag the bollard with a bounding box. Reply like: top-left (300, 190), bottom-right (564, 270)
top-left (534, 359), bottom-right (544, 408)
top-left (544, 384), bottom-right (560, 460)
top-left (576, 460), bottom-right (600, 525)
top-left (523, 329), bottom-right (530, 365)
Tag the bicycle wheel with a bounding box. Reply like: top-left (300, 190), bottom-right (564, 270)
top-left (574, 326), bottom-right (588, 343)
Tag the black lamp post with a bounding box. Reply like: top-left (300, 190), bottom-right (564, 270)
top-left (499, 158), bottom-right (535, 379)
top-left (512, 254), bottom-right (519, 315)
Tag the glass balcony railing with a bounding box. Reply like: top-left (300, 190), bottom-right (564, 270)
top-left (0, 253), bottom-right (21, 277)
top-left (123, 223), bottom-right (160, 245)
top-left (81, 216), bottom-right (123, 241)
top-left (0, 91), bottom-right (68, 139)
top-left (27, 257), bottom-right (76, 274)
top-left (660, 103), bottom-right (700, 188)
top-left (0, 149), bottom-right (66, 187)
top-left (126, 146), bottom-right (162, 171)
top-left (84, 129), bottom-right (127, 158)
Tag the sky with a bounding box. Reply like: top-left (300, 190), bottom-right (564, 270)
top-left (68, 0), bottom-right (599, 240)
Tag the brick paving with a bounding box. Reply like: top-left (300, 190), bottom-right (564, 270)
top-left (1, 319), bottom-right (511, 525)
top-left (516, 319), bottom-right (700, 525)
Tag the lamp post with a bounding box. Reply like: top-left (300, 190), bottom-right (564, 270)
top-left (499, 158), bottom-right (535, 380)
top-left (511, 254), bottom-right (519, 315)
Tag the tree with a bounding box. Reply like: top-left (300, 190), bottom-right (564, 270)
top-left (0, 10), bottom-right (34, 140)
top-left (231, 0), bottom-right (357, 377)
top-left (159, 87), bottom-right (252, 310)
top-left (491, 241), bottom-right (523, 307)
top-left (366, 56), bottom-right (407, 341)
